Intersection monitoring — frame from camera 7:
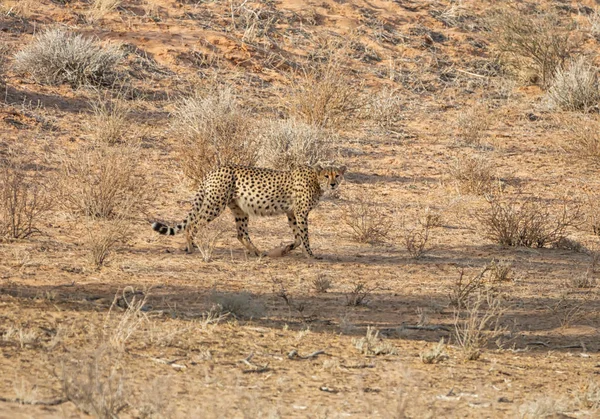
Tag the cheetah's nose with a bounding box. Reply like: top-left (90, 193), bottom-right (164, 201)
top-left (330, 183), bottom-right (336, 188)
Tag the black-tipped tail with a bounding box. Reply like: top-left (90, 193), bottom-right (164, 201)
top-left (152, 221), bottom-right (175, 236)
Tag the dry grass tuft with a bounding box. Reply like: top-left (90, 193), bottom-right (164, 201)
top-left (342, 191), bottom-right (393, 244)
top-left (256, 118), bottom-right (333, 170)
top-left (288, 62), bottom-right (363, 129)
top-left (578, 381), bottom-right (600, 410)
top-left (312, 275), bottom-right (333, 293)
top-left (345, 281), bottom-right (376, 306)
top-left (353, 326), bottom-right (397, 356)
top-left (561, 115), bottom-right (600, 163)
top-left (0, 153), bottom-right (53, 240)
top-left (454, 291), bottom-right (504, 361)
top-left (88, 0), bottom-right (121, 22)
top-left (84, 218), bottom-right (131, 269)
top-left (454, 105), bottom-right (491, 146)
top-left (171, 88), bottom-right (258, 185)
top-left (402, 207), bottom-right (441, 259)
top-left (489, 9), bottom-right (576, 87)
top-left (363, 87), bottom-right (404, 129)
top-left (547, 56), bottom-right (600, 112)
top-left (194, 218), bottom-right (228, 262)
top-left (58, 143), bottom-right (149, 220)
top-left (449, 266), bottom-right (489, 309)
top-left (14, 28), bottom-right (123, 87)
top-left (87, 96), bottom-right (131, 145)
top-left (59, 346), bottom-right (128, 418)
top-left (420, 338), bottom-right (448, 364)
top-left (476, 195), bottom-right (581, 248)
top-left (448, 154), bottom-right (499, 195)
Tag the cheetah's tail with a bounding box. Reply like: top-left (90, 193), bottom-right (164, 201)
top-left (152, 220), bottom-right (187, 236)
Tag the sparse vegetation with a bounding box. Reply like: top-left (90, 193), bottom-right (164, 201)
top-left (342, 191), bottom-right (393, 244)
top-left (288, 62), bottom-right (363, 129)
top-left (14, 28), bottom-right (123, 87)
top-left (0, 154), bottom-right (52, 240)
top-left (194, 218), bottom-right (228, 262)
top-left (477, 195), bottom-right (581, 248)
top-left (402, 207), bottom-right (441, 259)
top-left (453, 291), bottom-right (504, 361)
top-left (312, 275), bottom-right (333, 293)
top-left (88, 0), bottom-right (121, 22)
top-left (353, 326), bottom-right (397, 356)
top-left (58, 143), bottom-right (149, 220)
top-left (448, 154), bottom-right (498, 195)
top-left (171, 88), bottom-right (258, 185)
top-left (420, 338), bottom-right (448, 364)
top-left (84, 218), bottom-right (131, 268)
top-left (257, 118), bottom-right (333, 170)
top-left (489, 9), bottom-right (576, 87)
top-left (449, 266), bottom-right (489, 309)
top-left (547, 56), bottom-right (600, 112)
top-left (454, 104), bottom-right (491, 146)
top-left (87, 96), bottom-right (131, 145)
top-left (345, 281), bottom-right (376, 306)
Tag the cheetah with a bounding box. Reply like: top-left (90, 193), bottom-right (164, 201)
top-left (152, 163), bottom-right (346, 259)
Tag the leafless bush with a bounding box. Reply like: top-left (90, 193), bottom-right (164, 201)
top-left (103, 288), bottom-right (148, 351)
top-left (59, 346), bottom-right (128, 419)
top-left (209, 291), bottom-right (265, 319)
top-left (352, 326), bottom-right (397, 356)
top-left (420, 338), bottom-right (448, 364)
top-left (345, 281), bottom-right (376, 306)
top-left (477, 195), bottom-right (581, 248)
top-left (288, 62), bottom-right (363, 129)
top-left (171, 88), bottom-right (258, 185)
top-left (552, 291), bottom-right (597, 328)
top-left (454, 105), bottom-right (491, 145)
top-left (256, 118), bottom-right (333, 170)
top-left (342, 192), bottom-right (393, 244)
top-left (448, 154), bottom-right (499, 195)
top-left (14, 28), bottom-right (123, 87)
top-left (489, 259), bottom-right (514, 282)
top-left (547, 57), bottom-right (600, 112)
top-left (58, 143), bottom-right (148, 220)
top-left (84, 218), bottom-right (131, 268)
top-left (87, 97), bottom-right (131, 145)
top-left (449, 266), bottom-right (489, 309)
top-left (402, 207), bottom-right (441, 259)
top-left (489, 9), bottom-right (576, 87)
top-left (0, 155), bottom-right (52, 240)
top-left (454, 291), bottom-right (504, 361)
top-left (312, 275), bottom-right (332, 293)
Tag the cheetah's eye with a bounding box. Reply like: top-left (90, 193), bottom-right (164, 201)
top-left (335, 175), bottom-right (339, 178)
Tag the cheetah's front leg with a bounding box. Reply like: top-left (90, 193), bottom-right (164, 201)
top-left (295, 212), bottom-right (322, 260)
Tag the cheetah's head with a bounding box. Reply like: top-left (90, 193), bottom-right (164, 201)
top-left (313, 163), bottom-right (347, 191)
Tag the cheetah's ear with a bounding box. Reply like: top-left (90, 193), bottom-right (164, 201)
top-left (338, 165), bottom-right (347, 175)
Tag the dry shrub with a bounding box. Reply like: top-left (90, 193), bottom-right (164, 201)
top-left (84, 218), bottom-right (131, 268)
top-left (449, 266), bottom-right (489, 309)
top-left (59, 346), bottom-right (128, 418)
top-left (256, 118), bottom-right (333, 170)
top-left (87, 97), bottom-right (131, 145)
top-left (561, 115), bottom-right (600, 162)
top-left (489, 9), bottom-right (576, 87)
top-left (547, 57), bottom-right (600, 112)
top-left (14, 28), bottom-right (123, 87)
top-left (448, 154), bottom-right (498, 195)
top-left (288, 62), bottom-right (363, 129)
top-left (578, 381), bottom-right (600, 410)
top-left (171, 88), bottom-right (258, 185)
top-left (454, 105), bottom-right (491, 145)
top-left (363, 87), bottom-right (403, 129)
top-left (477, 195), bottom-right (581, 248)
top-left (0, 154), bottom-right (52, 240)
top-left (342, 191), bottom-right (393, 244)
top-left (312, 275), bottom-right (332, 293)
top-left (345, 281), bottom-right (376, 306)
top-left (489, 259), bottom-right (514, 283)
top-left (353, 326), bottom-right (397, 356)
top-left (58, 144), bottom-right (148, 220)
top-left (453, 291), bottom-right (504, 361)
top-left (402, 207), bottom-right (441, 259)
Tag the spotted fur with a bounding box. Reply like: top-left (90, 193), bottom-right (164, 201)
top-left (152, 164), bottom-right (346, 258)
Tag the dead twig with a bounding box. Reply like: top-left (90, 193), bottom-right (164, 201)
top-left (239, 353), bottom-right (270, 373)
top-left (0, 396), bottom-right (67, 406)
top-left (287, 349), bottom-right (326, 360)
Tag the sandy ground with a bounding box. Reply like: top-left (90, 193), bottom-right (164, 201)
top-left (1, 0), bottom-right (600, 417)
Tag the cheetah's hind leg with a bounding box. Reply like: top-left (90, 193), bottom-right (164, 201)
top-left (228, 202), bottom-right (262, 257)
